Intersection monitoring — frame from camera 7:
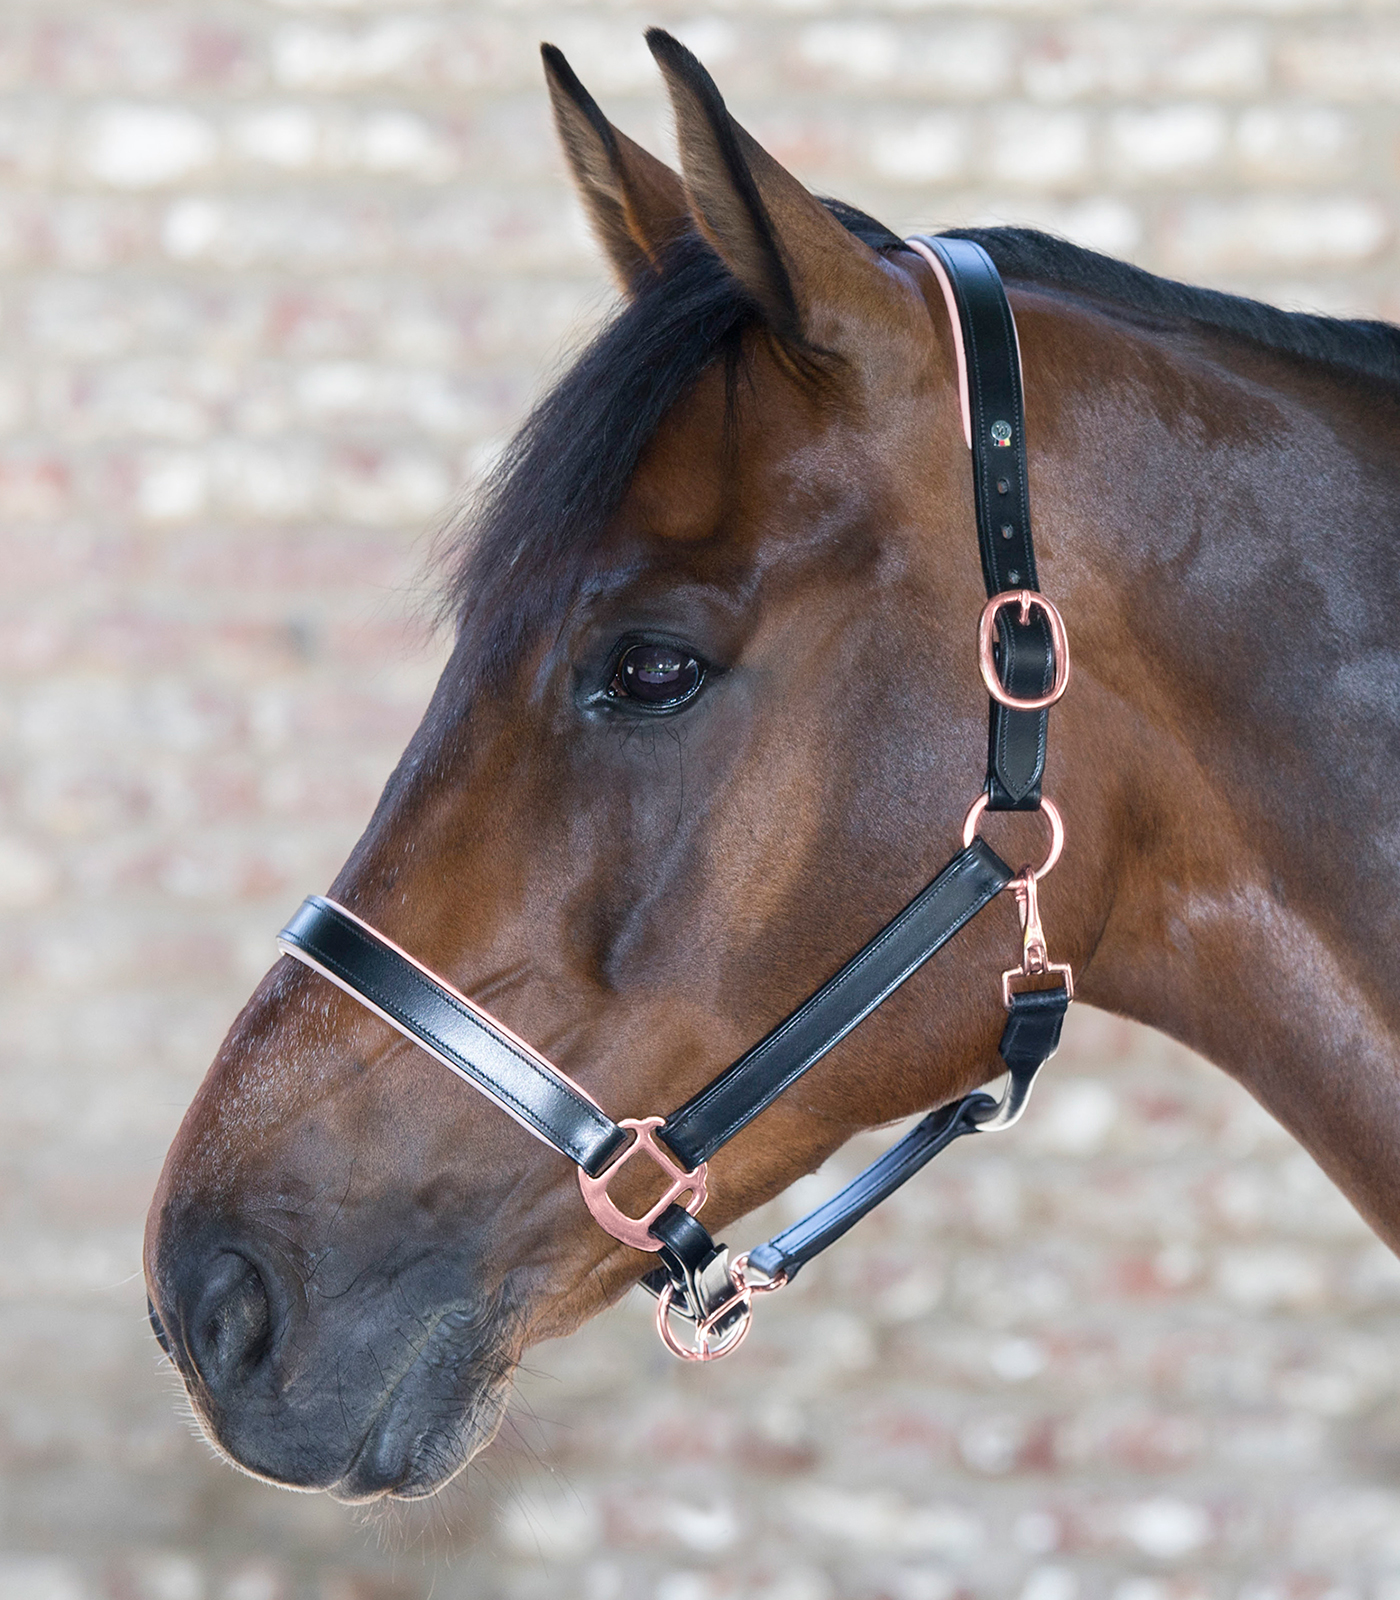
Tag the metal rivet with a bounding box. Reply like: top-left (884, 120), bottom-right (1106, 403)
top-left (1007, 569), bottom-right (1021, 584)
top-left (996, 478), bottom-right (1010, 494)
top-left (1000, 523), bottom-right (1014, 540)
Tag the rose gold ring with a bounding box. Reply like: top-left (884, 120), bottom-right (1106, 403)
top-left (962, 793), bottom-right (1064, 879)
top-left (977, 590), bottom-right (1070, 711)
top-left (577, 1116), bottom-right (707, 1252)
top-left (731, 1252), bottom-right (788, 1295)
top-left (652, 1252), bottom-right (787, 1362)
top-left (655, 1280), bottom-right (754, 1361)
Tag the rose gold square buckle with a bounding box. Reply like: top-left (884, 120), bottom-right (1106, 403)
top-left (577, 1116), bottom-right (707, 1252)
top-left (978, 590), bottom-right (1071, 711)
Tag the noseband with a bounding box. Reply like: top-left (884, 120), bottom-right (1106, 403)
top-left (277, 239), bottom-right (1074, 1361)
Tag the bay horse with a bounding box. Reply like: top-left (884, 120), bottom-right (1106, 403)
top-left (144, 31), bottom-right (1400, 1502)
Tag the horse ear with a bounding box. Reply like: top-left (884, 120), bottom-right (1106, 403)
top-left (646, 28), bottom-right (885, 344)
top-left (542, 43), bottom-right (691, 293)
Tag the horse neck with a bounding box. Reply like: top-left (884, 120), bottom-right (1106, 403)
top-left (1026, 289), bottom-right (1400, 1247)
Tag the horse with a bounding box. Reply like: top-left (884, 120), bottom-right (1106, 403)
top-left (143, 30), bottom-right (1400, 1502)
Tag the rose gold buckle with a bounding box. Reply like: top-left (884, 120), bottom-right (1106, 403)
top-left (978, 590), bottom-right (1070, 711)
top-left (654, 1252), bottom-right (787, 1363)
top-left (963, 793), bottom-right (1064, 879)
top-left (1001, 866), bottom-right (1074, 1008)
top-left (577, 1116), bottom-right (707, 1252)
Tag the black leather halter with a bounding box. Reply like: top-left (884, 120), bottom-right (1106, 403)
top-left (278, 237), bottom-right (1074, 1361)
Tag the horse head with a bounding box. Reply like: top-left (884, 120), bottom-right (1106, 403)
top-left (145, 33), bottom-right (1112, 1500)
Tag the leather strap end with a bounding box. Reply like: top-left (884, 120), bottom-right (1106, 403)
top-left (998, 984), bottom-right (1070, 1072)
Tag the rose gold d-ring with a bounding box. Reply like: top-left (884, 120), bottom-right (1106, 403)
top-left (962, 793), bottom-right (1065, 879)
top-left (577, 1116), bottom-right (707, 1252)
top-left (978, 590), bottom-right (1071, 711)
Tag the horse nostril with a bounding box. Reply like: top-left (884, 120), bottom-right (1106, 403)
top-left (188, 1252), bottom-right (274, 1388)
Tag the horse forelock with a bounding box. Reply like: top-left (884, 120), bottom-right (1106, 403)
top-left (435, 203), bottom-right (906, 690)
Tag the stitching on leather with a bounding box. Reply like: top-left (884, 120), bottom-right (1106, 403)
top-left (670, 849), bottom-right (1008, 1159)
top-left (955, 242), bottom-right (1044, 804)
top-left (991, 270), bottom-right (1034, 587)
top-left (673, 853), bottom-right (979, 1120)
top-left (961, 258), bottom-right (995, 585)
top-left (767, 1104), bottom-right (971, 1261)
top-left (995, 615), bottom-right (1050, 800)
top-left (293, 924), bottom-right (613, 1162)
top-left (943, 243), bottom-right (1041, 804)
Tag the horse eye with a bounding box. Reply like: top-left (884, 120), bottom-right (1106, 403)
top-left (609, 643), bottom-right (705, 709)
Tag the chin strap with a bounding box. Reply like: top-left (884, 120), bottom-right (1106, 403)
top-left (639, 983), bottom-right (1066, 1359)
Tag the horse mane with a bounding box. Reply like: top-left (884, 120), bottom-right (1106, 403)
top-left (443, 203), bottom-right (1399, 662)
top-left (946, 225), bottom-right (1400, 389)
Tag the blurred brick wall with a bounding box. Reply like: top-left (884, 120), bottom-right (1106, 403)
top-left (3, 2), bottom-right (1399, 1598)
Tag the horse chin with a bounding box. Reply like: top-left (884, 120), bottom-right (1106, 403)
top-left (179, 1347), bottom-right (518, 1505)
top-left (327, 1367), bottom-right (516, 1504)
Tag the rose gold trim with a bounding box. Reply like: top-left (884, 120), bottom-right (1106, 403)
top-left (977, 590), bottom-right (1071, 711)
top-left (905, 237), bottom-right (972, 450)
top-left (278, 943), bottom-right (603, 1158)
top-left (280, 898), bottom-right (606, 1110)
top-left (577, 1116), bottom-right (708, 1253)
top-left (1001, 867), bottom-right (1074, 1008)
top-left (962, 793), bottom-right (1064, 879)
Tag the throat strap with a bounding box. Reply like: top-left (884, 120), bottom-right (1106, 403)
top-left (741, 984), bottom-right (1065, 1284)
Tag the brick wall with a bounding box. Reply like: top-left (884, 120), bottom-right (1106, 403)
top-left (2, 3), bottom-right (1398, 1598)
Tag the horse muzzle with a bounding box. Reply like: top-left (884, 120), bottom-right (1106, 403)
top-left (146, 1212), bottom-right (519, 1500)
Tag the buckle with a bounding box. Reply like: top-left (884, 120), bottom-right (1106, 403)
top-left (977, 590), bottom-right (1071, 711)
top-left (1001, 866), bottom-right (1074, 1008)
top-left (577, 1116), bottom-right (707, 1252)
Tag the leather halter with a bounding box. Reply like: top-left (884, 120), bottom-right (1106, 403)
top-left (277, 237), bottom-right (1074, 1361)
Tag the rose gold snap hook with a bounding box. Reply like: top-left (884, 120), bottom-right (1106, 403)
top-left (1001, 866), bottom-right (1075, 1009)
top-left (977, 590), bottom-right (1071, 711)
top-left (962, 794), bottom-right (1064, 880)
top-left (577, 1116), bottom-right (707, 1253)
